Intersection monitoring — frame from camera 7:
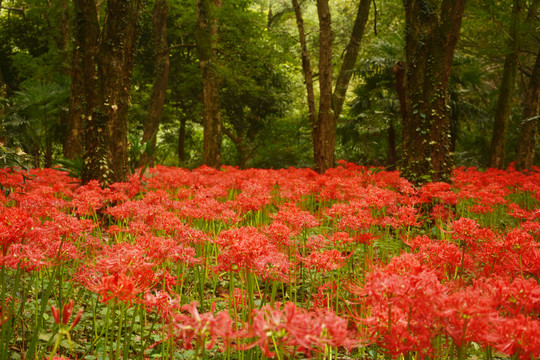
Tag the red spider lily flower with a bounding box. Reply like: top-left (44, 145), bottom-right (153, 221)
top-left (71, 180), bottom-right (111, 216)
top-left (51, 300), bottom-right (84, 330)
top-left (406, 235), bottom-right (475, 280)
top-left (246, 302), bottom-right (356, 357)
top-left (349, 254), bottom-right (448, 359)
top-left (489, 314), bottom-right (540, 360)
top-left (215, 227), bottom-right (292, 281)
top-left (475, 276), bottom-right (540, 317)
top-left (299, 249), bottom-right (351, 273)
top-left (85, 271), bottom-right (150, 305)
top-left (143, 290), bottom-right (181, 320)
top-left (311, 281), bottom-right (337, 309)
top-left (169, 301), bottom-right (241, 352)
top-left (450, 217), bottom-right (495, 251)
top-left (439, 286), bottom-right (498, 348)
top-left (271, 203), bottom-right (320, 232)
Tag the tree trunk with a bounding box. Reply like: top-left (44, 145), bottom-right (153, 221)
top-left (397, 0), bottom-right (466, 185)
top-left (75, 0), bottom-right (142, 184)
top-left (489, 0), bottom-right (522, 169)
top-left (332, 0), bottom-right (371, 120)
top-left (195, 0), bottom-right (222, 168)
top-left (178, 117), bottom-right (187, 163)
top-left (291, 0), bottom-right (318, 163)
top-left (387, 119), bottom-right (397, 170)
top-left (73, 0), bottom-right (100, 177)
top-left (314, 0), bottom-right (334, 173)
top-left (65, 43), bottom-right (84, 159)
top-left (139, 0), bottom-right (170, 169)
top-left (516, 48), bottom-right (540, 170)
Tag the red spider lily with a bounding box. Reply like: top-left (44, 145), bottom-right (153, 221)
top-left (261, 221), bottom-right (296, 248)
top-left (215, 227), bottom-right (291, 281)
top-left (299, 249), bottom-right (351, 273)
top-left (349, 254), bottom-right (448, 359)
top-left (169, 301), bottom-right (241, 353)
top-left (271, 203), bottom-right (320, 232)
top-left (489, 314), bottom-right (540, 360)
top-left (474, 276), bottom-right (540, 317)
top-left (71, 180), bottom-right (111, 216)
top-left (439, 286), bottom-right (498, 348)
top-left (136, 234), bottom-right (199, 267)
top-left (311, 281), bottom-right (337, 309)
top-left (84, 271), bottom-right (151, 305)
top-left (450, 217), bottom-right (495, 251)
top-left (245, 302), bottom-right (356, 357)
top-left (406, 235), bottom-right (475, 280)
top-left (143, 290), bottom-right (181, 320)
top-left (51, 300), bottom-right (83, 330)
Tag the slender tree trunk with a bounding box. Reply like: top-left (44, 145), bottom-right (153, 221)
top-left (139, 0), bottom-right (170, 169)
top-left (516, 48), bottom-right (540, 169)
top-left (332, 0), bottom-right (371, 119)
top-left (65, 43), bottom-right (84, 159)
top-left (387, 119), bottom-right (396, 170)
top-left (195, 0), bottom-right (222, 168)
top-left (397, 0), bottom-right (466, 184)
top-left (489, 0), bottom-right (522, 169)
top-left (291, 0), bottom-right (318, 162)
top-left (0, 67), bottom-right (6, 143)
top-left (178, 117), bottom-right (187, 163)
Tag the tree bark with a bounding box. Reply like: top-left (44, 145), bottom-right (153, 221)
top-left (398, 0), bottom-right (466, 184)
top-left (489, 0), bottom-right (522, 169)
top-left (516, 48), bottom-right (540, 170)
top-left (291, 0), bottom-right (316, 131)
top-left (314, 0), bottom-right (335, 173)
top-left (291, 0), bottom-right (318, 165)
top-left (332, 0), bottom-right (371, 120)
top-left (195, 0), bottom-right (222, 168)
top-left (178, 117), bottom-right (187, 163)
top-left (74, 0), bottom-right (142, 184)
top-left (139, 0), bottom-right (170, 169)
top-left (73, 0), bottom-right (100, 171)
top-left (65, 42), bottom-right (84, 159)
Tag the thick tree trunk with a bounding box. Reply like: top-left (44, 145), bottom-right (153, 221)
top-left (75, 0), bottom-right (141, 184)
top-left (195, 0), bottom-right (222, 168)
top-left (97, 0), bottom-right (141, 183)
top-left (489, 0), bottom-right (522, 169)
top-left (73, 0), bottom-right (100, 178)
top-left (332, 0), bottom-right (371, 120)
top-left (516, 48), bottom-right (540, 170)
top-left (398, 0), bottom-right (466, 184)
top-left (139, 0), bottom-right (170, 169)
top-left (314, 0), bottom-right (335, 173)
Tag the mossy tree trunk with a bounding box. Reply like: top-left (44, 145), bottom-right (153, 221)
top-left (395, 0), bottom-right (466, 185)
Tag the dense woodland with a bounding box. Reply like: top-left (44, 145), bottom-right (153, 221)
top-left (0, 0), bottom-right (539, 184)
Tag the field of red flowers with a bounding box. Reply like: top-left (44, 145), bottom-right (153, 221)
top-left (0, 162), bottom-right (539, 360)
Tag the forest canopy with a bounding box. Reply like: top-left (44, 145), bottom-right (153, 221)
top-left (0, 0), bottom-right (539, 184)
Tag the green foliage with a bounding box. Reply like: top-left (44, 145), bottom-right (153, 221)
top-left (3, 79), bottom-right (69, 166)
